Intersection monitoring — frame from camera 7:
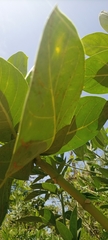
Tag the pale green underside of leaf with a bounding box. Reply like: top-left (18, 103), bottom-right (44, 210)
top-left (6, 7), bottom-right (84, 178)
top-left (84, 50), bottom-right (108, 94)
top-left (16, 7), bottom-right (84, 146)
top-left (82, 32), bottom-right (108, 56)
top-left (0, 58), bottom-right (28, 126)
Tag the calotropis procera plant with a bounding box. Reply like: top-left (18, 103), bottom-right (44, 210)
top-left (0, 7), bottom-right (108, 234)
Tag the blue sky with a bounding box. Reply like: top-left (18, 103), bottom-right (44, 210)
top-left (0, 0), bottom-right (108, 70)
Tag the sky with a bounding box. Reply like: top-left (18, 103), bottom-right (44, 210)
top-left (0, 0), bottom-right (108, 70)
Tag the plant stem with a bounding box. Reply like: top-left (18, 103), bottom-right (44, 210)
top-left (60, 192), bottom-right (66, 225)
top-left (36, 155), bottom-right (108, 231)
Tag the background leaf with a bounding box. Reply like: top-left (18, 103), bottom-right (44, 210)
top-left (82, 32), bottom-right (108, 56)
top-left (42, 182), bottom-right (57, 193)
top-left (0, 58), bottom-right (28, 126)
top-left (98, 167), bottom-right (108, 178)
top-left (17, 216), bottom-right (42, 223)
top-left (84, 50), bottom-right (108, 94)
top-left (70, 206), bottom-right (77, 239)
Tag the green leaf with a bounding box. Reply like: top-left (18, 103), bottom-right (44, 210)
top-left (56, 221), bottom-right (73, 240)
top-left (42, 182), bottom-right (57, 193)
top-left (96, 188), bottom-right (108, 192)
top-left (5, 141), bottom-right (46, 180)
top-left (98, 167), bottom-right (108, 178)
top-left (32, 175), bottom-right (46, 183)
top-left (0, 178), bottom-right (12, 226)
top-left (100, 127), bottom-right (108, 144)
top-left (100, 204), bottom-right (108, 209)
top-left (70, 206), bottom-right (77, 240)
top-left (8, 51), bottom-right (28, 77)
top-left (57, 97), bottom-right (108, 153)
top-left (12, 161), bottom-right (33, 180)
top-left (6, 7), bottom-right (84, 178)
top-left (17, 216), bottom-right (42, 223)
top-left (74, 145), bottom-right (86, 160)
top-left (0, 140), bottom-right (15, 186)
top-left (82, 192), bottom-right (98, 200)
top-left (54, 156), bottom-right (64, 163)
top-left (57, 159), bottom-right (66, 174)
top-left (25, 190), bottom-right (47, 201)
top-left (30, 183), bottom-right (43, 189)
top-left (0, 58), bottom-right (28, 126)
top-left (92, 130), bottom-right (107, 150)
top-left (40, 209), bottom-right (55, 225)
top-left (32, 166), bottom-right (47, 177)
top-left (84, 50), bottom-right (108, 94)
top-left (64, 210), bottom-right (72, 220)
top-left (77, 218), bottom-right (82, 240)
top-left (82, 32), bottom-right (108, 56)
top-left (92, 176), bottom-right (108, 185)
top-left (0, 91), bottom-right (16, 142)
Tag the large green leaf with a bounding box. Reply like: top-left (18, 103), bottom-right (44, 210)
top-left (6, 7), bottom-right (84, 178)
top-left (84, 50), bottom-right (108, 94)
top-left (0, 91), bottom-right (16, 142)
top-left (57, 97), bottom-right (108, 153)
top-left (8, 51), bottom-right (28, 77)
top-left (0, 58), bottom-right (28, 126)
top-left (82, 32), bottom-right (108, 56)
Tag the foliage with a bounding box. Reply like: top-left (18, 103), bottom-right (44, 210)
top-left (0, 144), bottom-right (108, 239)
top-left (0, 6), bottom-right (108, 239)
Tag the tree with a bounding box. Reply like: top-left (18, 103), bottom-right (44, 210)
top-left (0, 6), bottom-right (108, 239)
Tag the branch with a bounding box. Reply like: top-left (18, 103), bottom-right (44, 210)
top-left (36, 155), bottom-right (108, 231)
